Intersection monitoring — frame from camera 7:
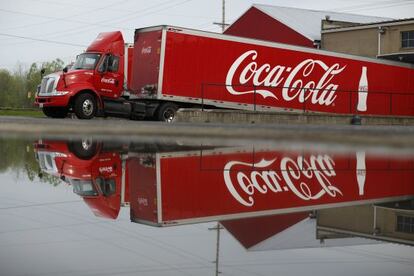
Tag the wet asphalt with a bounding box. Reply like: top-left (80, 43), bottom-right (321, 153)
top-left (2, 116), bottom-right (414, 150)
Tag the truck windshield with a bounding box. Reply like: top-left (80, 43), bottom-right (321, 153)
top-left (70, 179), bottom-right (98, 196)
top-left (95, 178), bottom-right (116, 196)
top-left (72, 53), bottom-right (101, 70)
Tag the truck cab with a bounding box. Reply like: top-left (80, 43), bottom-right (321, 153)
top-left (35, 32), bottom-right (133, 119)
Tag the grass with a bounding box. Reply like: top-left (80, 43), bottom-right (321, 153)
top-left (0, 109), bottom-right (44, 117)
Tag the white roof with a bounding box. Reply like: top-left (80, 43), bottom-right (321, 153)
top-left (249, 218), bottom-right (380, 251)
top-left (245, 4), bottom-right (391, 41)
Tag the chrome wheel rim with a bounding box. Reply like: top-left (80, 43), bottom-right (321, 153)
top-left (81, 138), bottom-right (92, 150)
top-left (82, 99), bottom-right (94, 116)
top-left (163, 108), bottom-right (175, 123)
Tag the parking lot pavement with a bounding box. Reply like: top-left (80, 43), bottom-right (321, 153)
top-left (1, 116), bottom-right (414, 149)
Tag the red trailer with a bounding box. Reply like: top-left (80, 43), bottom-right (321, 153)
top-left (35, 26), bottom-right (414, 121)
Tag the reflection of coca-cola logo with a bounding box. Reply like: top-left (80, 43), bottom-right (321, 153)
top-left (138, 197), bottom-right (148, 206)
top-left (99, 166), bottom-right (113, 173)
top-left (225, 50), bottom-right (346, 106)
top-left (141, 46), bottom-right (152, 54)
top-left (223, 155), bottom-right (342, 207)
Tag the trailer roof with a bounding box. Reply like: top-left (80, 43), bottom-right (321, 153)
top-left (243, 4), bottom-right (391, 42)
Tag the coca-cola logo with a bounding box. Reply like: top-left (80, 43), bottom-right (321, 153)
top-left (101, 77), bottom-right (115, 84)
top-left (225, 50), bottom-right (346, 106)
top-left (223, 155), bottom-right (342, 207)
top-left (137, 197), bottom-right (148, 206)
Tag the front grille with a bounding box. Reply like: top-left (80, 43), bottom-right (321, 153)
top-left (39, 78), bottom-right (48, 94)
top-left (46, 78), bottom-right (55, 93)
top-left (39, 77), bottom-right (56, 94)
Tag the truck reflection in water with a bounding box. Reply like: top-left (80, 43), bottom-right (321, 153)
top-left (34, 139), bottom-right (414, 247)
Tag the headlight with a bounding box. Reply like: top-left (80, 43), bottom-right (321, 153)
top-left (51, 91), bottom-right (69, 96)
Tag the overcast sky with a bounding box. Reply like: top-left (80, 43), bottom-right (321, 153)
top-left (0, 0), bottom-right (413, 71)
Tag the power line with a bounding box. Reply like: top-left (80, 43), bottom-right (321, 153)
top-left (0, 55), bottom-right (76, 70)
top-left (0, 0), bottom-right (180, 43)
top-left (14, 0), bottom-right (136, 14)
top-left (0, 199), bottom-right (81, 210)
top-left (0, 33), bottom-right (86, 47)
top-left (99, 0), bottom-right (195, 25)
top-left (346, 1), bottom-right (414, 12)
top-left (0, 0), bottom-right (132, 32)
top-left (338, 1), bottom-right (414, 13)
top-left (332, 0), bottom-right (414, 12)
top-left (0, 7), bottom-right (134, 32)
top-left (0, 0), bottom-right (192, 33)
top-left (0, 0), bottom-right (194, 46)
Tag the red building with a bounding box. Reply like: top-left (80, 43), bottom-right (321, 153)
top-left (224, 5), bottom-right (389, 48)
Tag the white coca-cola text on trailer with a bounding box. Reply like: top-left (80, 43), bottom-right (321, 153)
top-left (225, 50), bottom-right (347, 106)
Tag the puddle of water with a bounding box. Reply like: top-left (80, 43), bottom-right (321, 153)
top-left (0, 136), bottom-right (413, 276)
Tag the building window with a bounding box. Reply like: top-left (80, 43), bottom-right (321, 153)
top-left (401, 31), bottom-right (414, 48)
top-left (396, 215), bottom-right (414, 233)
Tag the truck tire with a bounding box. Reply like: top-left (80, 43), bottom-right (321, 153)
top-left (42, 107), bottom-right (68, 118)
top-left (157, 102), bottom-right (178, 123)
top-left (68, 138), bottom-right (98, 160)
top-left (74, 93), bottom-right (96, 119)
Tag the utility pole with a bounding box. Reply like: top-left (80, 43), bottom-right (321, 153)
top-left (213, 0), bottom-right (229, 32)
top-left (222, 0), bottom-right (225, 32)
top-left (209, 222), bottom-right (224, 275)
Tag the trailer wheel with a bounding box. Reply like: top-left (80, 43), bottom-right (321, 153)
top-left (68, 138), bottom-right (98, 160)
top-left (74, 93), bottom-right (96, 119)
top-left (42, 107), bottom-right (68, 118)
top-left (157, 102), bottom-right (178, 123)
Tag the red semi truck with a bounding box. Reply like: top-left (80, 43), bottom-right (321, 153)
top-left (34, 25), bottom-right (414, 122)
top-left (34, 140), bottom-right (414, 224)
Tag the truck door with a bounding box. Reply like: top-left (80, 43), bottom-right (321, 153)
top-left (95, 54), bottom-right (124, 99)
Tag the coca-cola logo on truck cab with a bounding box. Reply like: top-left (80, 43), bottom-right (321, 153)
top-left (223, 154), bottom-right (342, 207)
top-left (226, 50), bottom-right (346, 106)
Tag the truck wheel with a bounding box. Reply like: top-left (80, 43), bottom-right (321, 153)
top-left (157, 102), bottom-right (178, 123)
top-left (68, 138), bottom-right (98, 160)
top-left (74, 93), bottom-right (96, 119)
top-left (42, 107), bottom-right (68, 118)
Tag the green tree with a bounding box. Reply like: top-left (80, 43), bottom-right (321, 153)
top-left (0, 137), bottom-right (61, 186)
top-left (0, 70), bottom-right (12, 106)
top-left (26, 58), bottom-right (65, 106)
top-left (0, 58), bottom-right (65, 108)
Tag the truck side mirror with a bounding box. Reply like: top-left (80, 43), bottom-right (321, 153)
top-left (40, 68), bottom-right (46, 78)
top-left (63, 66), bottom-right (68, 73)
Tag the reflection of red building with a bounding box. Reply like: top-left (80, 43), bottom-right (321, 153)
top-left (221, 213), bottom-right (309, 249)
top-left (224, 5), bottom-right (388, 47)
top-left (222, 212), bottom-right (381, 250)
